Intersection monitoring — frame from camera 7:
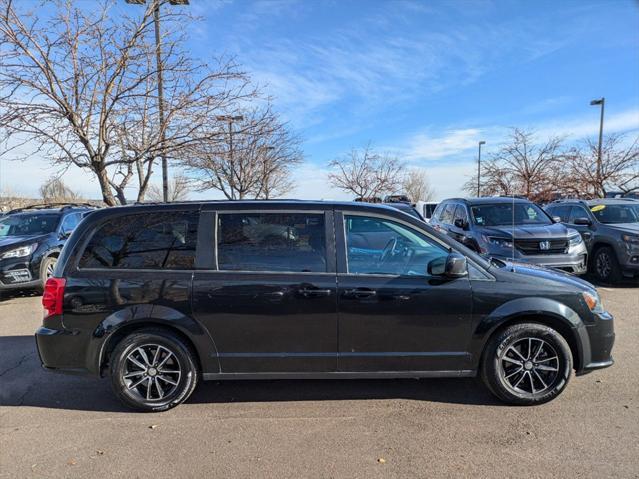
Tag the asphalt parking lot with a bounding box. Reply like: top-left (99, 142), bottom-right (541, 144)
top-left (1, 284), bottom-right (638, 479)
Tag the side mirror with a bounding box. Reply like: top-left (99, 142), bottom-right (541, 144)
top-left (552, 216), bottom-right (562, 223)
top-left (59, 230), bottom-right (71, 240)
top-left (453, 218), bottom-right (468, 230)
top-left (427, 253), bottom-right (468, 279)
top-left (573, 217), bottom-right (592, 226)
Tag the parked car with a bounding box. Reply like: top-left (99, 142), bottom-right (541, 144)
top-left (430, 197), bottom-right (588, 274)
top-left (415, 201), bottom-right (439, 222)
top-left (36, 200), bottom-right (614, 411)
top-left (545, 198), bottom-right (639, 282)
top-left (0, 203), bottom-right (95, 291)
top-left (384, 202), bottom-right (424, 221)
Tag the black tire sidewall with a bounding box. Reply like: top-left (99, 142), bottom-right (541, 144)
top-left (482, 323), bottom-right (572, 405)
top-left (593, 246), bottom-right (621, 283)
top-left (110, 330), bottom-right (198, 412)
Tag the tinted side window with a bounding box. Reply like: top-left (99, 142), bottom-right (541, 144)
top-left (431, 203), bottom-right (445, 221)
top-left (80, 211), bottom-right (198, 269)
top-left (217, 213), bottom-right (326, 273)
top-left (60, 213), bottom-right (81, 234)
top-left (453, 205), bottom-right (468, 223)
top-left (568, 206), bottom-right (589, 223)
top-left (440, 203), bottom-right (456, 224)
top-left (345, 215), bottom-right (448, 276)
top-left (549, 205), bottom-right (571, 222)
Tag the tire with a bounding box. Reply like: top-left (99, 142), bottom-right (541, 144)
top-left (109, 329), bottom-right (199, 412)
top-left (481, 323), bottom-right (572, 405)
top-left (592, 246), bottom-right (622, 284)
top-left (39, 256), bottom-right (58, 286)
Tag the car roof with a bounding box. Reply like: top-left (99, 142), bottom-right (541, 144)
top-left (585, 198), bottom-right (639, 206)
top-left (548, 198), bottom-right (638, 206)
top-left (84, 199), bottom-right (422, 216)
top-left (5, 203), bottom-right (95, 216)
top-left (442, 197), bottom-right (532, 205)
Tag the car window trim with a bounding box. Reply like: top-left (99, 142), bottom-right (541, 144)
top-left (336, 209), bottom-right (490, 279)
top-left (209, 209), bottom-right (335, 275)
top-left (74, 208), bottom-right (200, 272)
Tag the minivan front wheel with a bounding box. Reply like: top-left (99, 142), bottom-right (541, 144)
top-left (109, 329), bottom-right (198, 412)
top-left (481, 323), bottom-right (572, 405)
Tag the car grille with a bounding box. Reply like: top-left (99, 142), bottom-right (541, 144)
top-left (515, 239), bottom-right (568, 255)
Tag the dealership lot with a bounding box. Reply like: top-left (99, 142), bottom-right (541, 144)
top-left (1, 285), bottom-right (638, 479)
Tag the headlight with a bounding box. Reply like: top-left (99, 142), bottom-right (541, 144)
top-left (622, 234), bottom-right (639, 245)
top-left (483, 235), bottom-right (513, 248)
top-left (0, 243), bottom-right (38, 259)
top-left (568, 232), bottom-right (583, 247)
top-left (582, 291), bottom-right (604, 313)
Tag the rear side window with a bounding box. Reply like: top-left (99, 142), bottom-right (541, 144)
top-left (217, 213), bottom-right (326, 272)
top-left (79, 211), bottom-right (199, 269)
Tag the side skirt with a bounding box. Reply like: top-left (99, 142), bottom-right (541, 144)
top-left (202, 370), bottom-right (476, 381)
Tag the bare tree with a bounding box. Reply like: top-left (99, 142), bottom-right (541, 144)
top-left (562, 134), bottom-right (639, 198)
top-left (39, 177), bottom-right (81, 203)
top-left (0, 0), bottom-right (253, 205)
top-left (328, 144), bottom-right (405, 200)
top-left (185, 105), bottom-right (303, 199)
top-left (147, 174), bottom-right (190, 202)
top-left (403, 168), bottom-right (435, 202)
top-left (463, 129), bottom-right (563, 202)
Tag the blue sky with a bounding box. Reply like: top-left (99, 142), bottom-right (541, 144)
top-left (2, 0), bottom-right (639, 200)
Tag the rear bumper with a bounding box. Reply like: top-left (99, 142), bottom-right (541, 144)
top-left (35, 325), bottom-right (92, 375)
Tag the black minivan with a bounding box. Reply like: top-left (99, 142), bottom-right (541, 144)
top-left (36, 201), bottom-right (615, 411)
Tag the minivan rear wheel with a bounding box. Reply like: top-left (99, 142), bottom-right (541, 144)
top-left (481, 323), bottom-right (572, 405)
top-left (109, 329), bottom-right (198, 412)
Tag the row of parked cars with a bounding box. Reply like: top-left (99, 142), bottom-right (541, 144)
top-left (400, 196), bottom-right (638, 284)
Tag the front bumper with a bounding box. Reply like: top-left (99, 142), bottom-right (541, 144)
top-left (618, 243), bottom-right (639, 278)
top-left (0, 258), bottom-right (40, 290)
top-left (492, 252), bottom-right (588, 274)
top-left (576, 310), bottom-right (615, 375)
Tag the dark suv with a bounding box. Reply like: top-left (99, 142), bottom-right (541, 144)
top-left (36, 200), bottom-right (614, 411)
top-left (0, 203), bottom-right (94, 291)
top-left (545, 199), bottom-right (639, 282)
top-left (430, 197), bottom-right (588, 274)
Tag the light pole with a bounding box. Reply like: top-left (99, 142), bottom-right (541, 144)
top-left (590, 97), bottom-right (605, 196)
top-left (216, 115), bottom-right (244, 196)
top-left (125, 0), bottom-right (190, 203)
top-left (477, 140), bottom-right (486, 197)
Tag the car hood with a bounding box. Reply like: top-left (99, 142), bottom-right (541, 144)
top-left (604, 223), bottom-right (639, 234)
top-left (496, 259), bottom-right (596, 293)
top-left (479, 223), bottom-right (569, 239)
top-left (0, 234), bottom-right (47, 251)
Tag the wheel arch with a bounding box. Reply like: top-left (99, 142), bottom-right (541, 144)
top-left (88, 305), bottom-right (220, 377)
top-left (473, 297), bottom-right (587, 372)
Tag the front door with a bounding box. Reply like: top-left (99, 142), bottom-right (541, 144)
top-left (336, 212), bottom-right (474, 372)
top-left (192, 209), bottom-right (338, 374)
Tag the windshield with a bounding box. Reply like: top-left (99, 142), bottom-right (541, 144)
top-left (590, 204), bottom-right (639, 224)
top-left (0, 214), bottom-right (60, 237)
top-left (471, 203), bottom-right (552, 227)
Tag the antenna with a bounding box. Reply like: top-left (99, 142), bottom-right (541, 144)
top-left (511, 194), bottom-right (516, 271)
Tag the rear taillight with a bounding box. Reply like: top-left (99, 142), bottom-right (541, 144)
top-left (42, 277), bottom-right (66, 319)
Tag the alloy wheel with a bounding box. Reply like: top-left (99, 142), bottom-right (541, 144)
top-left (499, 337), bottom-right (559, 395)
top-left (45, 259), bottom-right (57, 279)
top-left (595, 251), bottom-right (612, 279)
top-left (123, 344), bottom-right (182, 401)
